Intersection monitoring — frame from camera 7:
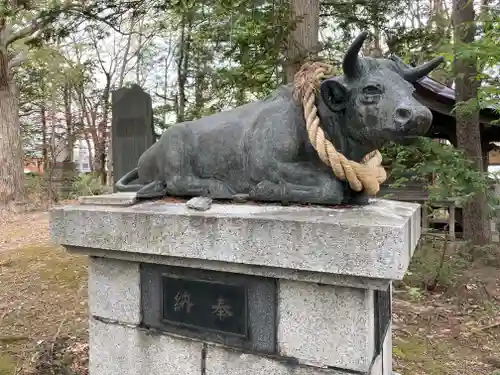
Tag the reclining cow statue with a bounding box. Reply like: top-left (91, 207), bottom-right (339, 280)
top-left (116, 31), bottom-right (444, 206)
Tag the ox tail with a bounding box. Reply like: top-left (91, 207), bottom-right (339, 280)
top-left (115, 168), bottom-right (145, 192)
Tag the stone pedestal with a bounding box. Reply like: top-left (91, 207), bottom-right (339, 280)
top-left (50, 194), bottom-right (421, 375)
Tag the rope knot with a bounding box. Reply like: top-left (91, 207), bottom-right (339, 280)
top-left (293, 62), bottom-right (387, 196)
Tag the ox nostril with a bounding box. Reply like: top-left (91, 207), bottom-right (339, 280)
top-left (395, 107), bottom-right (413, 122)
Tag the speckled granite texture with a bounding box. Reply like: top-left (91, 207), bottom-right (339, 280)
top-left (51, 195), bottom-right (420, 375)
top-left (50, 197), bottom-right (420, 281)
top-left (277, 279), bottom-right (375, 371)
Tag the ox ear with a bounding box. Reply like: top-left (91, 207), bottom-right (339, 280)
top-left (320, 79), bottom-right (348, 112)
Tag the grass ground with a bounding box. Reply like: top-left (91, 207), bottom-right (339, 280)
top-left (0, 211), bottom-right (88, 375)
top-left (392, 235), bottom-right (500, 375)
top-left (0, 210), bottom-right (499, 374)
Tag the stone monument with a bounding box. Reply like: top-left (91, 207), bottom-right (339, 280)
top-left (50, 31), bottom-right (442, 375)
top-left (111, 84), bottom-right (154, 191)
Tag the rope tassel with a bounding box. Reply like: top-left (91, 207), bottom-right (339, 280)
top-left (293, 62), bottom-right (387, 196)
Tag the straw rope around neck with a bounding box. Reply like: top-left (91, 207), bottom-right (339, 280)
top-left (292, 62), bottom-right (387, 196)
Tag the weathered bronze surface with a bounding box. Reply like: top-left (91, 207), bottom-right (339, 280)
top-left (116, 31), bottom-right (443, 205)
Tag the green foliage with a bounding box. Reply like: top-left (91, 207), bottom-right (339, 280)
top-left (452, 5), bottom-right (500, 120)
top-left (407, 287), bottom-right (425, 301)
top-left (24, 173), bottom-right (50, 202)
top-left (17, 45), bottom-right (90, 153)
top-left (159, 0), bottom-right (291, 124)
top-left (152, 106), bottom-right (169, 140)
top-left (23, 171), bottom-right (109, 202)
top-left (381, 137), bottom-right (498, 209)
top-left (403, 235), bottom-right (468, 291)
top-left (70, 173), bottom-right (109, 197)
top-left (24, 172), bottom-right (80, 202)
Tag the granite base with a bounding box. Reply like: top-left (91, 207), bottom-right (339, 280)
top-left (50, 195), bottom-right (421, 375)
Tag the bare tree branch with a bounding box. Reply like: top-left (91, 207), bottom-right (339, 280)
top-left (7, 2), bottom-right (81, 46)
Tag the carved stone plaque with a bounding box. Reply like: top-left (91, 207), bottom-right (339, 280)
top-left (161, 275), bottom-right (248, 337)
top-left (141, 264), bottom-right (277, 353)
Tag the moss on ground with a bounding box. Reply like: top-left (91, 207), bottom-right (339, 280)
top-left (0, 353), bottom-right (17, 375)
top-left (393, 236), bottom-right (500, 375)
top-left (0, 244), bottom-right (88, 373)
top-left (394, 338), bottom-right (451, 375)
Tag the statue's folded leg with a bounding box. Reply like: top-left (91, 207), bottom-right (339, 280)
top-left (273, 161), bottom-right (370, 205)
top-left (165, 175), bottom-right (236, 199)
top-left (249, 161), bottom-right (344, 205)
top-left (136, 180), bottom-right (168, 199)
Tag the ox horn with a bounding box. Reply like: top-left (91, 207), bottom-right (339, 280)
top-left (343, 31), bottom-right (369, 79)
top-left (402, 56), bottom-right (445, 82)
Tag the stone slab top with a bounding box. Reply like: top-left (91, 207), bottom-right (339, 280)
top-left (78, 192), bottom-right (137, 206)
top-left (50, 195), bottom-right (421, 281)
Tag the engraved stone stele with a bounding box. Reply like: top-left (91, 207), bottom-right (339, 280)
top-left (111, 84), bottom-right (154, 191)
top-left (50, 195), bottom-right (421, 375)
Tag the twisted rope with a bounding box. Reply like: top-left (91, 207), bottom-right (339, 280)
top-left (293, 62), bottom-right (387, 196)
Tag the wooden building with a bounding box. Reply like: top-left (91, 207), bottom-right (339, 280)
top-left (415, 76), bottom-right (499, 146)
top-left (489, 148), bottom-right (500, 166)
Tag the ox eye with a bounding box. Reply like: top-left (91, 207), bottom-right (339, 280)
top-left (363, 85), bottom-right (382, 96)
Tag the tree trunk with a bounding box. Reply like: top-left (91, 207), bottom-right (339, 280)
top-left (163, 56), bottom-right (169, 127)
top-left (0, 89), bottom-right (24, 204)
top-left (193, 52), bottom-right (209, 119)
top-left (97, 74), bottom-right (111, 185)
top-left (135, 17), bottom-right (144, 85)
top-left (64, 83), bottom-right (74, 162)
top-left (118, 26), bottom-right (133, 88)
top-left (176, 15), bottom-right (191, 123)
top-left (453, 0), bottom-right (490, 244)
top-left (41, 107), bottom-right (48, 172)
top-left (284, 0), bottom-right (320, 83)
top-left (482, 147), bottom-right (489, 173)
top-left (84, 133), bottom-right (94, 172)
top-left (0, 44), bottom-right (24, 204)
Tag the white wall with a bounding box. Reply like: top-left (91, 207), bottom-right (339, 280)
top-left (73, 139), bottom-right (92, 173)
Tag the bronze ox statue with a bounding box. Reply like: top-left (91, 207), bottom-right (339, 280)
top-left (116, 31), bottom-right (443, 205)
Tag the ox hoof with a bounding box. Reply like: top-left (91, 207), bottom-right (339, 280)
top-left (250, 180), bottom-right (288, 201)
top-left (136, 180), bottom-right (168, 199)
top-left (342, 189), bottom-right (369, 206)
